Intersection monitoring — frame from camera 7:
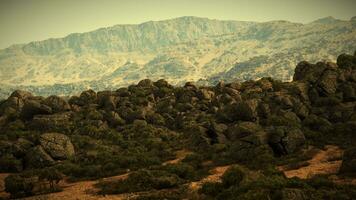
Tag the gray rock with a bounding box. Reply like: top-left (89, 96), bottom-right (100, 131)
top-left (9, 90), bottom-right (33, 100)
top-left (268, 127), bottom-right (305, 155)
top-left (235, 99), bottom-right (259, 121)
top-left (31, 113), bottom-right (72, 132)
top-left (317, 70), bottom-right (338, 95)
top-left (44, 95), bottom-right (71, 113)
top-left (39, 133), bottom-right (75, 160)
top-left (21, 100), bottom-right (52, 119)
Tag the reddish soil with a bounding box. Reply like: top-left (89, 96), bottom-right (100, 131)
top-left (279, 145), bottom-right (343, 179)
top-left (189, 165), bottom-right (231, 190)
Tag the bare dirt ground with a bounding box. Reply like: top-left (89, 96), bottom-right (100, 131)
top-left (189, 165), bottom-right (231, 191)
top-left (0, 150), bottom-right (192, 200)
top-left (163, 149), bottom-right (192, 165)
top-left (0, 173), bottom-right (10, 199)
top-left (279, 145), bottom-right (343, 179)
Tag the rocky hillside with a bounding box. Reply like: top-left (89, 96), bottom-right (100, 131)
top-left (0, 16), bottom-right (355, 98)
top-left (0, 53), bottom-right (355, 199)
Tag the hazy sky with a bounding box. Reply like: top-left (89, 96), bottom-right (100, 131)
top-left (0, 0), bottom-right (355, 49)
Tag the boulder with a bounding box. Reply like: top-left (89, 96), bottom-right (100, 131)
top-left (116, 88), bottom-right (131, 97)
top-left (198, 88), bottom-right (215, 101)
top-left (20, 100), bottom-right (52, 120)
top-left (30, 113), bottom-right (72, 132)
top-left (44, 95), bottom-right (70, 113)
top-left (97, 91), bottom-right (118, 110)
top-left (137, 79), bottom-right (154, 88)
top-left (340, 147), bottom-right (356, 174)
top-left (39, 133), bottom-right (75, 160)
top-left (184, 82), bottom-right (198, 90)
top-left (223, 88), bottom-right (242, 101)
top-left (302, 114), bottom-right (332, 133)
top-left (9, 90), bottom-right (33, 100)
top-left (79, 89), bottom-right (97, 105)
top-left (268, 127), bottom-right (305, 156)
top-left (337, 53), bottom-right (356, 69)
top-left (226, 122), bottom-right (262, 141)
top-left (25, 146), bottom-right (55, 168)
top-left (288, 82), bottom-right (309, 102)
top-left (13, 138), bottom-right (34, 157)
top-left (154, 79), bottom-right (170, 88)
top-left (293, 61), bottom-right (327, 83)
top-left (0, 140), bottom-right (14, 157)
top-left (0, 96), bottom-right (24, 117)
top-left (257, 78), bottom-right (273, 91)
top-left (317, 70), bottom-right (338, 95)
top-left (104, 111), bottom-right (125, 127)
top-left (235, 99), bottom-right (259, 121)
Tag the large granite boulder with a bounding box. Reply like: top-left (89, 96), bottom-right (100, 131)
top-left (317, 70), bottom-right (338, 95)
top-left (235, 99), bottom-right (259, 121)
top-left (97, 91), bottom-right (118, 110)
top-left (30, 113), bottom-right (72, 132)
top-left (226, 122), bottom-right (262, 141)
top-left (137, 79), bottom-right (154, 88)
top-left (76, 89), bottom-right (97, 105)
top-left (9, 90), bottom-right (33, 100)
top-left (293, 61), bottom-right (327, 83)
top-left (39, 133), bottom-right (75, 160)
top-left (44, 95), bottom-right (71, 113)
top-left (268, 126), bottom-right (305, 156)
top-left (20, 100), bottom-right (52, 120)
top-left (337, 53), bottom-right (356, 69)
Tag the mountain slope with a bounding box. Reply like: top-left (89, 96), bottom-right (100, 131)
top-left (0, 16), bottom-right (355, 98)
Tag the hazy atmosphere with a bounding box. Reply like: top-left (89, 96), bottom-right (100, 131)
top-left (0, 0), bottom-right (355, 48)
top-left (0, 0), bottom-right (356, 199)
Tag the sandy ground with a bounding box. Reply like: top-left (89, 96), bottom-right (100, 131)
top-left (189, 165), bottom-right (231, 190)
top-left (2, 146), bottom-right (354, 200)
top-left (163, 150), bottom-right (192, 166)
top-left (0, 150), bottom-right (192, 200)
top-left (279, 145), bottom-right (343, 179)
top-left (0, 173), bottom-right (10, 199)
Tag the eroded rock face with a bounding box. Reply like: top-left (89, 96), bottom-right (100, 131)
top-left (39, 133), bottom-right (75, 160)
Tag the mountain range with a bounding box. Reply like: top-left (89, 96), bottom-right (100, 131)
top-left (0, 16), bottom-right (355, 98)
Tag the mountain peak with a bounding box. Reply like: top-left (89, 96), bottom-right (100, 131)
top-left (311, 16), bottom-right (340, 24)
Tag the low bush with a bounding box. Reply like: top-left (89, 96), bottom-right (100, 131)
top-left (97, 169), bottom-right (181, 194)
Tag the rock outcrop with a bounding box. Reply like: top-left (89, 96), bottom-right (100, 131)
top-left (39, 133), bottom-right (75, 160)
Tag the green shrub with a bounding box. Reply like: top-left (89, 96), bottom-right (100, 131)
top-left (0, 154), bottom-right (23, 172)
top-left (221, 166), bottom-right (244, 188)
top-left (5, 174), bottom-right (35, 198)
top-left (200, 182), bottom-right (223, 196)
top-left (97, 169), bottom-right (181, 194)
top-left (164, 163), bottom-right (195, 180)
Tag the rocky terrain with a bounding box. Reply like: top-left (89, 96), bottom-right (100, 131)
top-left (0, 16), bottom-right (356, 99)
top-left (0, 52), bottom-right (355, 199)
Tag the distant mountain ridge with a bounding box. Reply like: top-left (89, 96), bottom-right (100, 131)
top-left (0, 16), bottom-right (355, 98)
